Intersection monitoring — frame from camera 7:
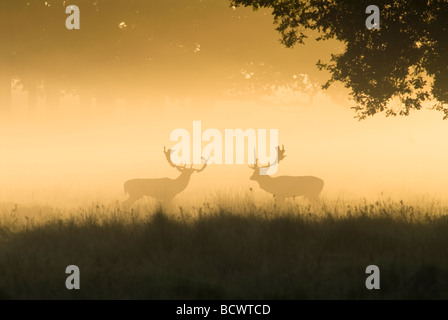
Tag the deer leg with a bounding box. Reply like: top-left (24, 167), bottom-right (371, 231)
top-left (274, 195), bottom-right (286, 205)
top-left (159, 196), bottom-right (175, 213)
top-left (123, 195), bottom-right (140, 208)
top-left (305, 195), bottom-right (320, 204)
top-left (163, 197), bottom-right (175, 207)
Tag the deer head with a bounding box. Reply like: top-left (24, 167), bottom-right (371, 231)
top-left (249, 145), bottom-right (286, 180)
top-left (247, 145), bottom-right (324, 203)
top-left (163, 146), bottom-right (208, 178)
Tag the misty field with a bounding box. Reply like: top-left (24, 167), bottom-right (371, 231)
top-left (1, 196), bottom-right (448, 300)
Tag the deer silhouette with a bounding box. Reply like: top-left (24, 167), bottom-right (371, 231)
top-left (249, 145), bottom-right (324, 202)
top-left (123, 147), bottom-right (208, 206)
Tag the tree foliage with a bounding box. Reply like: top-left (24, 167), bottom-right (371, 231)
top-left (0, 0), bottom-right (321, 112)
top-left (231, 0), bottom-right (448, 119)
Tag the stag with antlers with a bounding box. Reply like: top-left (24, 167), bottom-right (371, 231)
top-left (249, 145), bottom-right (324, 203)
top-left (123, 147), bottom-right (208, 206)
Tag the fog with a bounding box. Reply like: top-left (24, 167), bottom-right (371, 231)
top-left (1, 1), bottom-right (447, 207)
top-left (2, 92), bottom-right (448, 206)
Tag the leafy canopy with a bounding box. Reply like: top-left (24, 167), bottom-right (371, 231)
top-left (231, 0), bottom-right (448, 119)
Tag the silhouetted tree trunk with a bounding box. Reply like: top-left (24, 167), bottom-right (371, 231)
top-left (45, 79), bottom-right (59, 112)
top-left (0, 74), bottom-right (11, 113)
top-left (143, 94), bottom-right (165, 120)
top-left (27, 79), bottom-right (38, 113)
top-left (126, 96), bottom-right (140, 111)
top-left (96, 92), bottom-right (115, 114)
top-left (78, 85), bottom-right (93, 115)
top-left (79, 93), bottom-right (92, 112)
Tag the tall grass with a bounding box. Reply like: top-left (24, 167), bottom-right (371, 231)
top-left (1, 196), bottom-right (448, 299)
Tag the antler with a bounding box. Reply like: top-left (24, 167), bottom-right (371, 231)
top-left (191, 157), bottom-right (209, 173)
top-left (276, 144), bottom-right (286, 164)
top-left (163, 146), bottom-right (186, 172)
top-left (249, 145), bottom-right (286, 170)
top-left (248, 148), bottom-right (258, 170)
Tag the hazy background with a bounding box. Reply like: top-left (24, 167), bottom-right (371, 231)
top-left (1, 0), bottom-right (447, 206)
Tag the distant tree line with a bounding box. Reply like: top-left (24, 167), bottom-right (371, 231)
top-left (0, 0), bottom-right (318, 114)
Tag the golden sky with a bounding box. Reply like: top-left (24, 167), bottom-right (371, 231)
top-left (1, 3), bottom-right (447, 206)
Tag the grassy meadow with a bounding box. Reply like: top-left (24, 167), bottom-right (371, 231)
top-left (1, 195), bottom-right (448, 300)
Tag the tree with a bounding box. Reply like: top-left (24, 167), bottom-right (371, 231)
top-left (0, 0), bottom-right (85, 113)
top-left (231, 0), bottom-right (448, 119)
top-left (0, 1), bottom-right (21, 112)
top-left (0, 0), bottom-right (339, 115)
